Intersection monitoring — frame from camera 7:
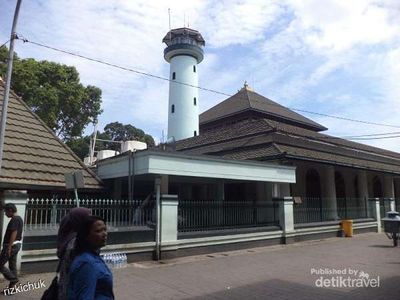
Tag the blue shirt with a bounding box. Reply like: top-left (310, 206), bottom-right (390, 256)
top-left (68, 251), bottom-right (114, 300)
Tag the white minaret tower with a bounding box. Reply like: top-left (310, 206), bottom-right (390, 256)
top-left (163, 28), bottom-right (205, 141)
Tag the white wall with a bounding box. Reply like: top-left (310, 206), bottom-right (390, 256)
top-left (168, 55), bottom-right (199, 141)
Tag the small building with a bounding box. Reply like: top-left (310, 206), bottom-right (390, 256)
top-left (0, 80), bottom-right (103, 270)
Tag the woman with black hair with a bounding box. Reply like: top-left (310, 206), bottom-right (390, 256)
top-left (68, 216), bottom-right (114, 300)
top-left (57, 207), bottom-right (91, 300)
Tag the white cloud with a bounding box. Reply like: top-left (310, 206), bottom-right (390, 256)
top-left (288, 0), bottom-right (399, 53)
top-left (1, 0), bottom-right (400, 152)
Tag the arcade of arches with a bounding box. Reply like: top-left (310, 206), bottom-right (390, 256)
top-left (289, 161), bottom-right (400, 216)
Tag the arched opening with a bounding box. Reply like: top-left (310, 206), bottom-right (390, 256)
top-left (305, 169), bottom-right (322, 211)
top-left (306, 169), bottom-right (321, 198)
top-left (353, 176), bottom-right (359, 199)
top-left (373, 176), bottom-right (382, 197)
top-left (335, 172), bottom-right (346, 199)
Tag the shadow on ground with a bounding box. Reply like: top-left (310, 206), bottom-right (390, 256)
top-left (185, 277), bottom-right (400, 300)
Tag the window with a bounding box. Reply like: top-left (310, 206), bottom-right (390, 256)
top-left (171, 104), bottom-right (175, 113)
top-left (193, 97), bottom-right (197, 106)
top-left (193, 65), bottom-right (196, 73)
top-left (172, 72), bottom-right (176, 80)
top-left (194, 130), bottom-right (197, 136)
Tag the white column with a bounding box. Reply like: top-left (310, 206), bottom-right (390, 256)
top-left (160, 195), bottom-right (178, 243)
top-left (1, 190), bottom-right (28, 271)
top-left (321, 165), bottom-right (338, 220)
top-left (372, 198), bottom-right (382, 233)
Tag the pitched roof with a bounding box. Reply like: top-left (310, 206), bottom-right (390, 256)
top-left (0, 81), bottom-right (103, 189)
top-left (177, 117), bottom-right (400, 174)
top-left (199, 84), bottom-right (327, 132)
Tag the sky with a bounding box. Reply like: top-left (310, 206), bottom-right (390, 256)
top-left (1, 0), bottom-right (400, 152)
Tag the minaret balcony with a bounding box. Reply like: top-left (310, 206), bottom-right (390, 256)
top-left (164, 43), bottom-right (204, 63)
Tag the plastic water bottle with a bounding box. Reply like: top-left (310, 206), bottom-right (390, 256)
top-left (116, 253), bottom-right (121, 268)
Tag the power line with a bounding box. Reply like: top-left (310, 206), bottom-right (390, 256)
top-left (0, 39), bottom-right (10, 48)
top-left (18, 37), bottom-right (231, 98)
top-left (293, 109), bottom-right (400, 129)
top-left (16, 36), bottom-right (400, 130)
top-left (341, 131), bottom-right (400, 138)
top-left (346, 135), bottom-right (400, 141)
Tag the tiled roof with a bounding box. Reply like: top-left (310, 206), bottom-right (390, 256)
top-left (177, 117), bottom-right (400, 174)
top-left (199, 85), bottom-right (327, 131)
top-left (0, 81), bottom-right (103, 189)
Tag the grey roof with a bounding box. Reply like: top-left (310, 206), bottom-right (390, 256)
top-left (200, 85), bottom-right (327, 132)
top-left (162, 27), bottom-right (205, 45)
top-left (0, 81), bottom-right (103, 189)
top-left (177, 117), bottom-right (400, 174)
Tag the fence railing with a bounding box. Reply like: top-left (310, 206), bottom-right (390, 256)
top-left (25, 198), bottom-right (155, 231)
top-left (294, 197), bottom-right (370, 224)
top-left (178, 200), bottom-right (279, 232)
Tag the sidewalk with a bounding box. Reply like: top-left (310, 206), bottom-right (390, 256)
top-left (2, 233), bottom-right (399, 299)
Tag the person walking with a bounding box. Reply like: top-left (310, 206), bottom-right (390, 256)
top-left (0, 203), bottom-right (23, 288)
top-left (68, 215), bottom-right (114, 300)
top-left (56, 207), bottom-right (91, 300)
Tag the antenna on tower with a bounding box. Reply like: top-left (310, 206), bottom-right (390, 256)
top-left (168, 8), bottom-right (172, 41)
top-left (184, 12), bottom-right (186, 28)
top-left (168, 8), bottom-right (171, 30)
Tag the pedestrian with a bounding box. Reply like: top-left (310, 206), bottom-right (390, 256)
top-left (56, 207), bottom-right (91, 300)
top-left (68, 215), bottom-right (114, 300)
top-left (0, 203), bottom-right (23, 289)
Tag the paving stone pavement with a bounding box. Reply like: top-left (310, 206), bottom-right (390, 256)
top-left (1, 232), bottom-right (400, 299)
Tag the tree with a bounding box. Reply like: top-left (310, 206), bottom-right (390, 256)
top-left (0, 46), bottom-right (102, 141)
top-left (67, 122), bottom-right (156, 160)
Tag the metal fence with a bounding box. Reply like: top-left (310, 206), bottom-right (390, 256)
top-left (294, 197), bottom-right (370, 224)
top-left (25, 198), bottom-right (155, 231)
top-left (178, 200), bottom-right (279, 232)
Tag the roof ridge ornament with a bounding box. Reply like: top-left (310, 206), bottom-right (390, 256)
top-left (242, 81), bottom-right (253, 92)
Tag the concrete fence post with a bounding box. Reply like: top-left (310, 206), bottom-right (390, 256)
top-left (276, 197), bottom-right (294, 244)
top-left (160, 194), bottom-right (178, 244)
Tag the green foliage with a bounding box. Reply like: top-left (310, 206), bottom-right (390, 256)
top-left (0, 46), bottom-right (102, 141)
top-left (67, 122), bottom-right (155, 160)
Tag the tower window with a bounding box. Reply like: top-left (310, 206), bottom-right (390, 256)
top-left (172, 72), bottom-right (176, 80)
top-left (194, 97), bottom-right (197, 106)
top-left (194, 130), bottom-right (197, 136)
top-left (193, 65), bottom-right (196, 73)
top-left (171, 104), bottom-right (175, 113)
